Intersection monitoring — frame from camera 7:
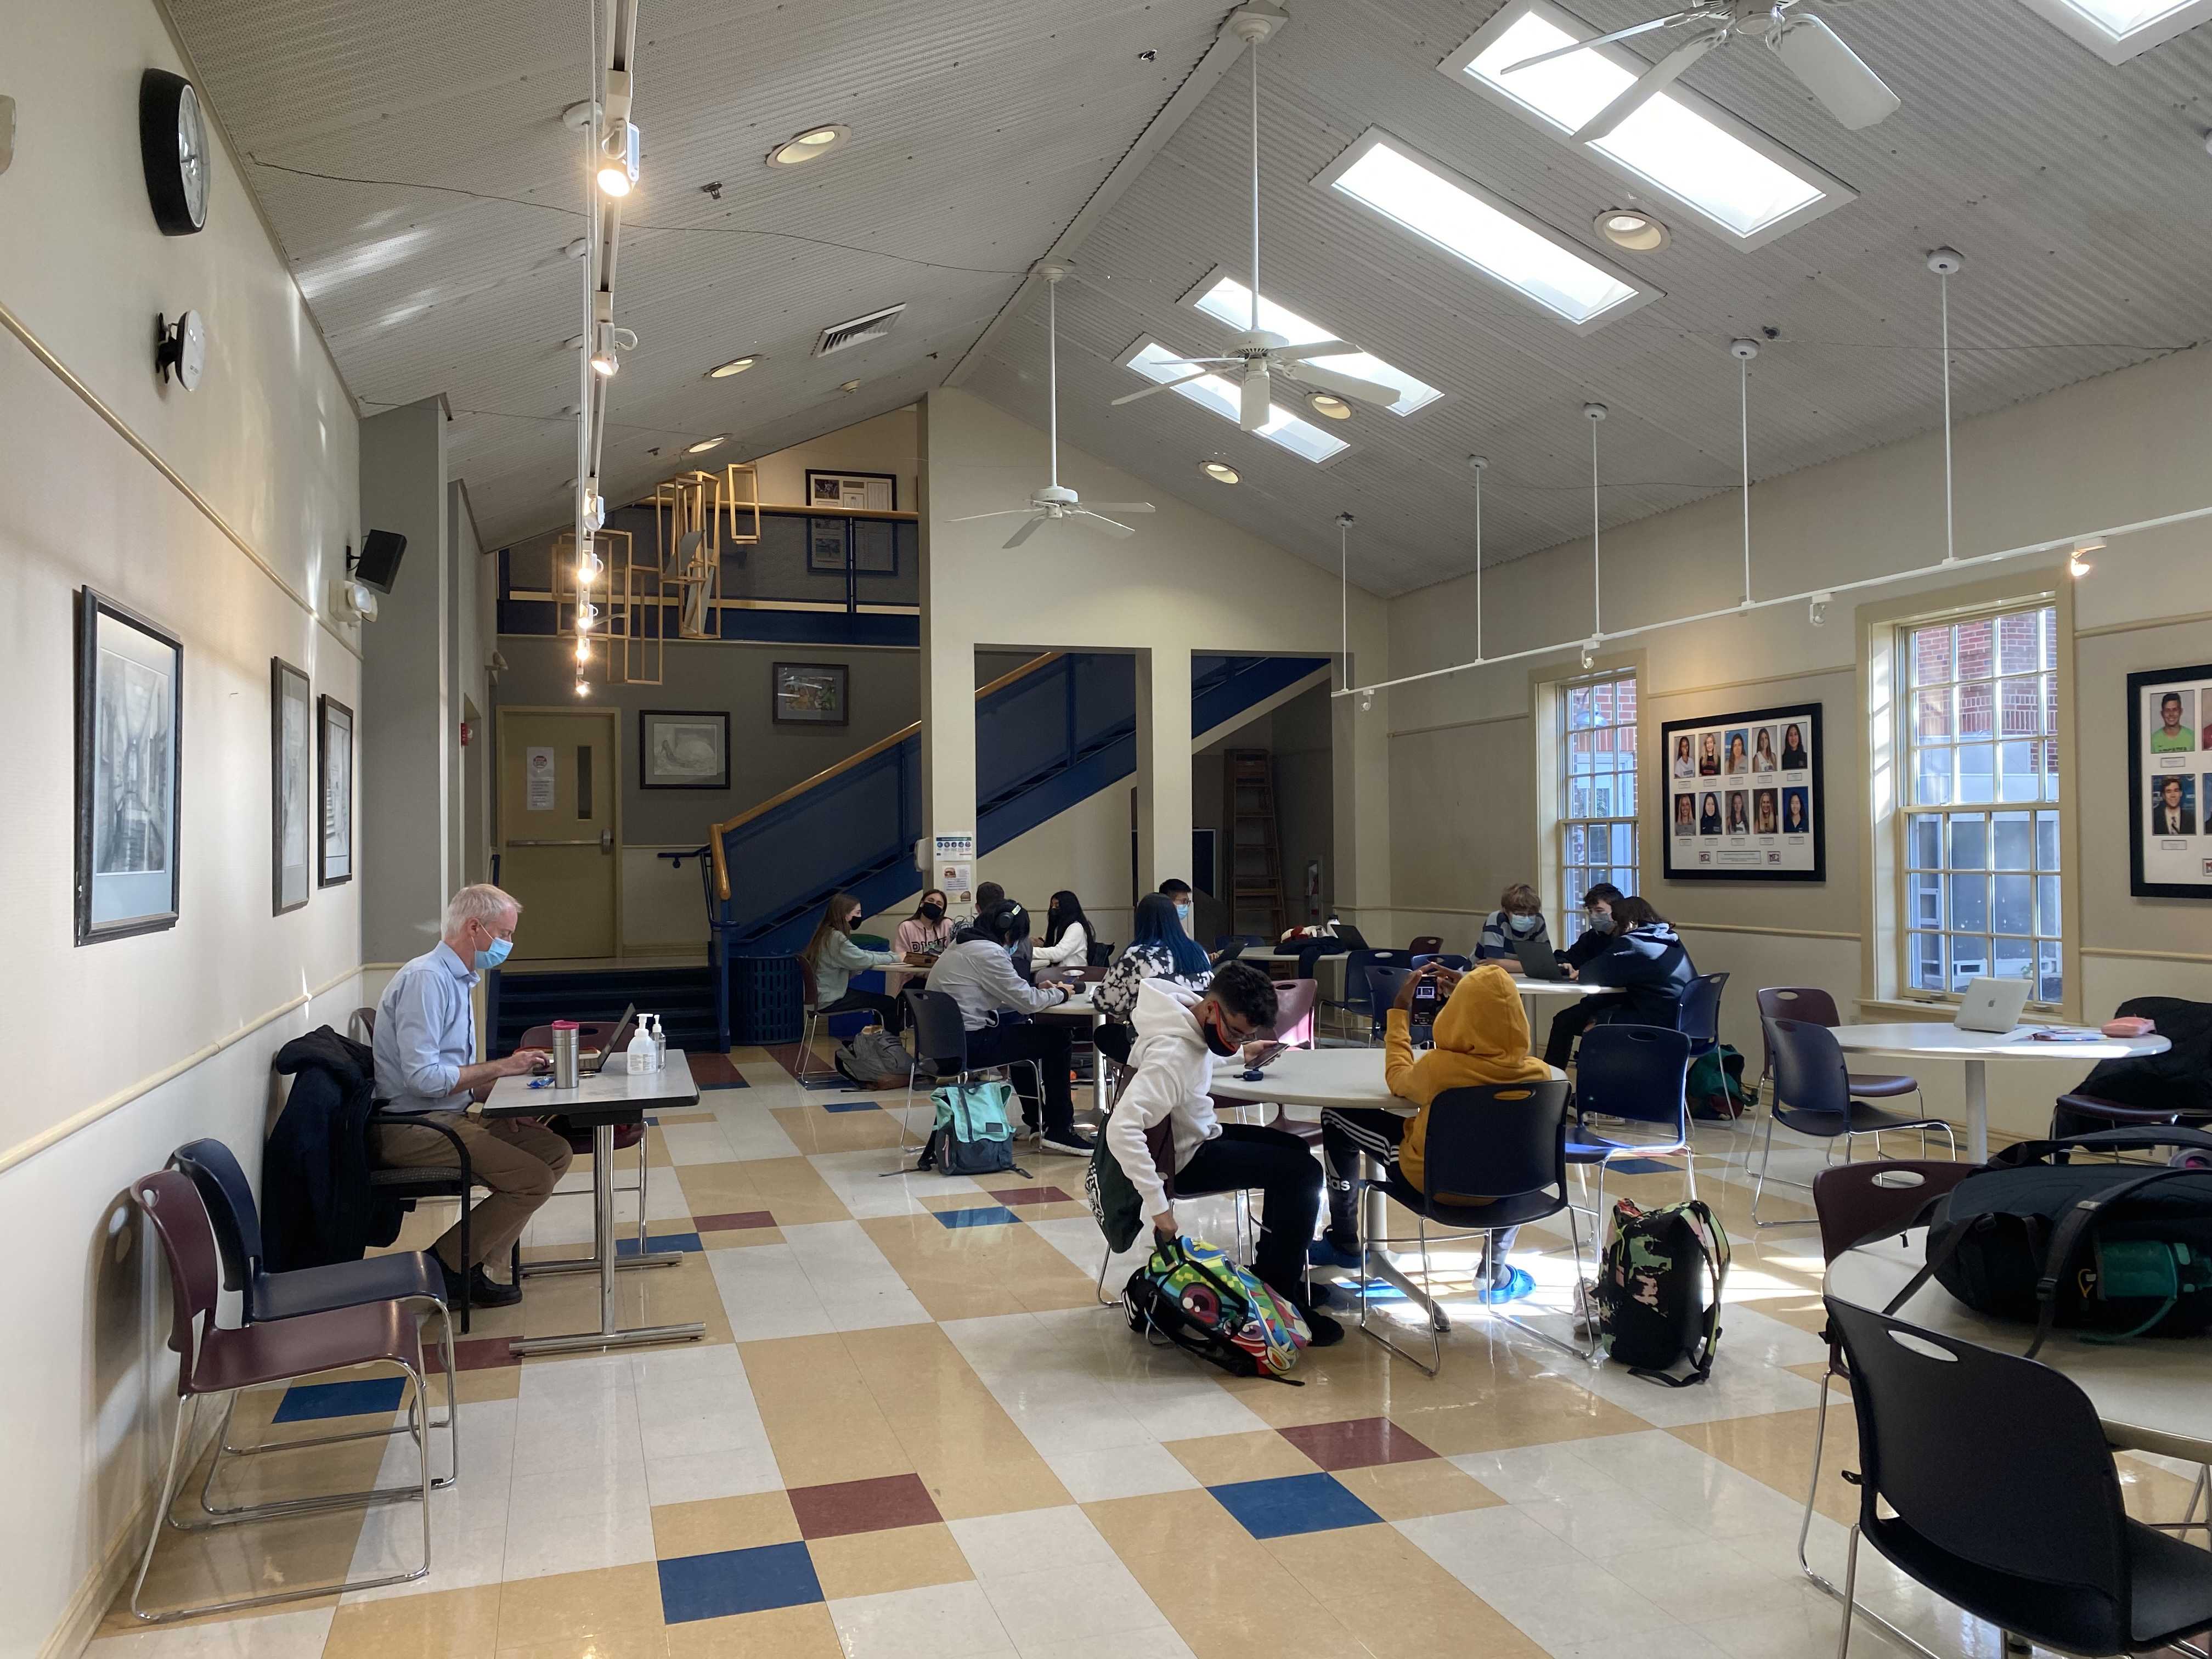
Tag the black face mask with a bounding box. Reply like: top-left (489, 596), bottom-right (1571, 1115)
top-left (844, 915), bottom-right (862, 933)
top-left (919, 903), bottom-right (945, 923)
top-left (1200, 1009), bottom-right (1240, 1057)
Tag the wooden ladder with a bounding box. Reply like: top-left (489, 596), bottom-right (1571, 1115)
top-left (1225, 749), bottom-right (1286, 941)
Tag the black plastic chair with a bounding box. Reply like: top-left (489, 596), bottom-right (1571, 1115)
top-left (1825, 1296), bottom-right (2212, 1659)
top-left (1565, 1025), bottom-right (1696, 1228)
top-left (898, 988), bottom-right (1043, 1162)
top-left (169, 1138), bottom-right (459, 1508)
top-left (1755, 986), bottom-right (1921, 1102)
top-left (1355, 1080), bottom-right (1584, 1374)
top-left (1751, 1018), bottom-right (1957, 1228)
top-left (1676, 970), bottom-right (1728, 1063)
top-left (1364, 964), bottom-right (1414, 1042)
top-left (1409, 953), bottom-right (1473, 973)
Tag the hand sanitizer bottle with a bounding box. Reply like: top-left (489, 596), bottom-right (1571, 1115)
top-left (629, 1017), bottom-right (656, 1074)
top-left (648, 1014), bottom-right (668, 1068)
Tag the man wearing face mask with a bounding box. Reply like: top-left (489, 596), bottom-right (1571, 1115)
top-left (1475, 884), bottom-right (1553, 962)
top-left (1160, 878), bottom-right (1231, 964)
top-left (1557, 883), bottom-right (1623, 978)
top-left (371, 884), bottom-right (571, 1309)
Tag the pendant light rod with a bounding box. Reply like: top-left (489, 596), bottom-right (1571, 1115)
top-left (1338, 512), bottom-right (1352, 667)
top-left (1249, 37), bottom-right (1262, 331)
top-left (1047, 273), bottom-right (1059, 489)
top-left (1733, 339), bottom-right (1758, 607)
top-left (1929, 247), bottom-right (1963, 565)
top-left (1585, 403), bottom-right (1607, 640)
top-left (1470, 455), bottom-right (1488, 664)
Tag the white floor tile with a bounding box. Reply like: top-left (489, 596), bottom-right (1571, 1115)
top-left (949, 1506), bottom-right (1119, 1579)
top-left (706, 1241), bottom-right (836, 1341)
top-left (499, 1502), bottom-right (656, 1580)
top-left (1602, 1539), bottom-right (1809, 1621)
top-left (343, 1502), bottom-right (507, 1602)
top-left (807, 1149), bottom-right (978, 1219)
top-left (506, 1455), bottom-right (653, 1525)
top-left (978, 1559), bottom-right (1167, 1649)
top-left (827, 1579), bottom-right (1018, 1659)
top-left (780, 1220), bottom-right (934, 1331)
top-left (643, 1443), bottom-right (787, 1505)
top-left (1014, 1631), bottom-right (1195, 1659)
top-left (638, 1405), bottom-right (774, 1463)
top-left (658, 1122), bottom-right (740, 1165)
top-left (1041, 1444), bottom-right (1201, 1503)
top-left (717, 1110), bottom-right (804, 1163)
top-left (1475, 1560), bottom-right (1683, 1648)
top-left (1542, 1627), bottom-right (1728, 1659)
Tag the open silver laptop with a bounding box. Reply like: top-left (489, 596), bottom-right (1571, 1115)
top-left (1954, 977), bottom-right (2032, 1034)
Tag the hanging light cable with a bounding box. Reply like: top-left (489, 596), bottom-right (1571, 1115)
top-left (1733, 339), bottom-right (1757, 607)
top-left (1585, 403), bottom-right (1607, 663)
top-left (1338, 511), bottom-right (1352, 673)
top-left (1930, 247), bottom-right (1962, 565)
top-left (1469, 455), bottom-right (1488, 663)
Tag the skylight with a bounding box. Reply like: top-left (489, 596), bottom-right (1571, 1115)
top-left (1440, 0), bottom-right (1853, 249)
top-left (1313, 131), bottom-right (1656, 332)
top-left (1121, 342), bottom-right (1350, 464)
top-left (1187, 274), bottom-right (1442, 417)
top-left (2012, 0), bottom-right (2212, 63)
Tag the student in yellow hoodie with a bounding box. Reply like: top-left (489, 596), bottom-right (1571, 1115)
top-left (1310, 961), bottom-right (1556, 1297)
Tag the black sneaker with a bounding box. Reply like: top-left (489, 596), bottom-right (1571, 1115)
top-left (1040, 1128), bottom-right (1096, 1155)
top-left (442, 1261), bottom-right (521, 1308)
top-left (1300, 1307), bottom-right (1346, 1346)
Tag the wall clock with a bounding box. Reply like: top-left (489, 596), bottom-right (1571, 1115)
top-left (156, 311), bottom-right (206, 390)
top-left (139, 69), bottom-right (208, 235)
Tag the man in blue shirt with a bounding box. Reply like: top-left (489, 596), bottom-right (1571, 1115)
top-left (373, 884), bottom-right (568, 1308)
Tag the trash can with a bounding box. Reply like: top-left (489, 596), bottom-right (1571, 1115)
top-left (729, 955), bottom-right (804, 1046)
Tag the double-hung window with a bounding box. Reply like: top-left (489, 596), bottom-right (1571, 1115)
top-left (1559, 669), bottom-right (1638, 946)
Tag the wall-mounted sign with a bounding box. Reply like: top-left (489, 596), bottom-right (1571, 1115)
top-left (524, 745), bottom-right (556, 812)
top-left (1660, 702), bottom-right (1826, 882)
top-left (2128, 662), bottom-right (2212, 898)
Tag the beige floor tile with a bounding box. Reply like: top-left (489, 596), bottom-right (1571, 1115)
top-left (1385, 1372), bottom-right (1648, 1456)
top-left (661, 1602), bottom-right (844, 1659)
top-left (451, 1365), bottom-right (525, 1403)
top-left (1122, 1534), bottom-right (1330, 1630)
top-left (770, 1105), bottom-right (907, 1154)
top-left (735, 1158), bottom-right (853, 1224)
top-left (672, 1161), bottom-right (768, 1215)
top-left (499, 1628), bottom-right (670, 1659)
top-left (859, 1214), bottom-right (1100, 1321)
top-left (1174, 1610), bottom-right (1372, 1659)
top-left (102, 1502), bottom-right (363, 1630)
top-left (804, 1521), bottom-right (973, 1599)
top-left (1673, 1406), bottom-right (1859, 1523)
top-left (650, 1492), bottom-right (801, 1559)
top-left (1163, 1431), bottom-right (1321, 1486)
top-left (739, 1334), bottom-right (913, 1488)
top-left (1081, 1491), bottom-right (1250, 1560)
top-left (325, 1584), bottom-right (504, 1659)
top-left (1272, 1523), bottom-right (1544, 1656)
top-left (2118, 1452), bottom-right (2208, 1525)
top-left (494, 1562), bottom-right (667, 1649)
top-left (1331, 1457), bottom-right (1504, 1521)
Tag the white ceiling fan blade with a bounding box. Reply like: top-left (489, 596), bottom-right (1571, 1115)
top-left (1144, 357), bottom-right (1242, 368)
top-left (1767, 16), bottom-right (1899, 129)
top-left (1271, 339), bottom-right (1361, 363)
top-left (1082, 501), bottom-right (1155, 513)
top-left (1074, 512), bottom-right (1136, 538)
top-left (1506, 8), bottom-right (1711, 72)
top-left (949, 508), bottom-right (1042, 522)
top-left (1283, 361), bottom-right (1400, 408)
top-left (1239, 364), bottom-right (1271, 432)
top-left (1110, 373), bottom-right (1211, 407)
top-left (1002, 516), bottom-right (1048, 549)
top-left (1572, 31), bottom-right (1725, 143)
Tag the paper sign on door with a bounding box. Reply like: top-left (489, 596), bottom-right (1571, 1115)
top-left (525, 746), bottom-right (556, 811)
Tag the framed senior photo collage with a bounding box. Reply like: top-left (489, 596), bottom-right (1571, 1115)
top-left (1661, 702), bottom-right (1826, 882)
top-left (2128, 662), bottom-right (2212, 899)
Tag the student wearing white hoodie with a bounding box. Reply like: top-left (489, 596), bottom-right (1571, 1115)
top-left (1104, 962), bottom-right (1344, 1345)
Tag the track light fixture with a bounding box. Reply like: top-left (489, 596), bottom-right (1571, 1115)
top-left (1359, 690), bottom-right (1375, 713)
top-left (576, 602), bottom-right (598, 633)
top-left (2070, 539), bottom-right (2101, 578)
top-left (590, 323), bottom-right (619, 376)
top-left (596, 70), bottom-right (640, 198)
top-left (1581, 637), bottom-right (1599, 670)
top-left (1809, 591), bottom-right (1832, 627)
top-left (574, 678), bottom-right (591, 697)
top-left (575, 637), bottom-right (592, 665)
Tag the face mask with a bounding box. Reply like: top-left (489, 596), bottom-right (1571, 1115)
top-left (474, 935), bottom-right (512, 972)
top-left (1585, 910), bottom-right (1612, 933)
top-left (919, 903), bottom-right (945, 923)
top-left (1507, 913), bottom-right (1539, 935)
top-left (1199, 1009), bottom-right (1239, 1057)
top-left (1005, 941), bottom-right (1022, 958)
top-left (844, 915), bottom-right (862, 933)
top-left (1176, 902), bottom-right (1192, 922)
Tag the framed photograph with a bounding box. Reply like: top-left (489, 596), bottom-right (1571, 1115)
top-left (271, 659), bottom-right (311, 913)
top-left (851, 516), bottom-right (899, 576)
top-left (1660, 701), bottom-right (1826, 882)
top-left (805, 469), bottom-right (898, 512)
top-left (318, 695), bottom-right (353, 887)
top-left (75, 588), bottom-right (183, 944)
top-left (806, 517), bottom-right (849, 574)
top-left (772, 661), bottom-right (849, 726)
top-left (2127, 662), bottom-right (2212, 898)
top-left (640, 708), bottom-right (731, 790)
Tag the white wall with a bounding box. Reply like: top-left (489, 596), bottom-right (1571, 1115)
top-left (0, 4), bottom-right (363, 1651)
top-left (1386, 345), bottom-right (2212, 1139)
top-left (747, 404), bottom-right (918, 511)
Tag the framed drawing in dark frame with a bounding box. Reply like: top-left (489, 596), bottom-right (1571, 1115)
top-left (805, 517), bottom-right (848, 574)
top-left (1660, 701), bottom-right (1826, 882)
top-left (272, 658), bottom-right (312, 913)
top-left (75, 588), bottom-right (183, 944)
top-left (805, 469), bottom-right (898, 512)
top-left (772, 661), bottom-right (849, 726)
top-left (318, 694), bottom-right (354, 887)
top-left (2127, 661), bottom-right (2212, 899)
top-left (639, 708), bottom-right (731, 790)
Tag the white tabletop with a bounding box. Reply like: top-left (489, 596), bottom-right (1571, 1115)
top-left (1510, 977), bottom-right (1616, 1000)
top-left (1032, 994), bottom-right (1097, 1020)
top-left (1826, 1227), bottom-right (2212, 1462)
top-left (1829, 1023), bottom-right (2170, 1064)
top-left (1206, 1044), bottom-right (1567, 1117)
top-left (483, 1048), bottom-right (701, 1117)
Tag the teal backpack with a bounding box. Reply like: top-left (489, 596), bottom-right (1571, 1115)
top-left (916, 1080), bottom-right (1027, 1177)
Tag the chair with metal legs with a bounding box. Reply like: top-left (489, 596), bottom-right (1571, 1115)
top-left (1748, 986), bottom-right (1925, 1163)
top-left (1354, 1080), bottom-right (1588, 1374)
top-left (1751, 1017), bottom-right (1957, 1227)
top-left (1565, 1025), bottom-right (1697, 1232)
top-left (126, 1171), bottom-right (441, 1622)
top-left (897, 989), bottom-right (1045, 1162)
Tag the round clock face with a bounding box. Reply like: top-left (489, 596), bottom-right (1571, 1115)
top-left (139, 70), bottom-right (209, 235)
top-left (177, 310), bottom-right (206, 391)
top-left (176, 82), bottom-right (208, 230)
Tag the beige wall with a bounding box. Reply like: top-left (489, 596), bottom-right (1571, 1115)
top-left (746, 404), bottom-right (918, 511)
top-left (0, 3), bottom-right (365, 1652)
top-left (1386, 345), bottom-right (2212, 1139)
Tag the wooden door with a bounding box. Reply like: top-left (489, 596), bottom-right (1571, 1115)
top-left (497, 708), bottom-right (619, 960)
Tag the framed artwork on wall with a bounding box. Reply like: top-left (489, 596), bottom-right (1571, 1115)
top-left (772, 661), bottom-right (849, 726)
top-left (271, 658), bottom-right (312, 913)
top-left (318, 694), bottom-right (354, 887)
top-left (1660, 701), bottom-right (1826, 882)
top-left (2127, 662), bottom-right (2212, 898)
top-left (806, 517), bottom-right (849, 574)
top-left (805, 469), bottom-right (898, 512)
top-left (640, 708), bottom-right (731, 790)
top-left (75, 588), bottom-right (183, 944)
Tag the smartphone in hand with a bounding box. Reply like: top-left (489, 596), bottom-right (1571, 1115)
top-left (1411, 976), bottom-right (1441, 1018)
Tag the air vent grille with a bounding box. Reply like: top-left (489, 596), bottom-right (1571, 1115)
top-left (813, 303), bottom-right (905, 357)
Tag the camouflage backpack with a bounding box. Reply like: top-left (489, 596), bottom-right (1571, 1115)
top-left (1594, 1198), bottom-right (1729, 1387)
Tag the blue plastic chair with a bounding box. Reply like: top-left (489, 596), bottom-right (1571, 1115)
top-left (1676, 971), bottom-right (1728, 1066)
top-left (1565, 1025), bottom-right (1697, 1230)
top-left (1409, 953), bottom-right (1472, 973)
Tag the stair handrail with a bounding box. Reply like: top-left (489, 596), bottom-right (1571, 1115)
top-left (708, 651), bottom-right (1062, 903)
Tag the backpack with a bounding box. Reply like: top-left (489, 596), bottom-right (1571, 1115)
top-left (1124, 1233), bottom-right (1310, 1382)
top-left (1884, 1126), bottom-right (2212, 1356)
top-left (1085, 1109), bottom-right (1178, 1256)
top-left (1686, 1044), bottom-right (1757, 1121)
top-left (834, 1025), bottom-right (912, 1088)
top-left (1594, 1198), bottom-right (1729, 1386)
top-left (914, 1080), bottom-right (1028, 1177)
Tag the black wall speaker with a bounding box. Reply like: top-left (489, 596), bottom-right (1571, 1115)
top-left (353, 529), bottom-right (408, 594)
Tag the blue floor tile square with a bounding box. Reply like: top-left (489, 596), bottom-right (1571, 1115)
top-left (658, 1541), bottom-right (823, 1622)
top-left (1209, 1472), bottom-right (1383, 1539)
top-left (271, 1375), bottom-right (408, 1423)
top-left (821, 1099), bottom-right (882, 1114)
top-left (617, 1232), bottom-right (703, 1257)
top-left (932, 1205), bottom-right (1021, 1229)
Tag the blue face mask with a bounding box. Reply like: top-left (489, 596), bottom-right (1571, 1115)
top-left (1176, 902), bottom-right (1192, 922)
top-left (1507, 913), bottom-right (1539, 935)
top-left (474, 935), bottom-right (513, 971)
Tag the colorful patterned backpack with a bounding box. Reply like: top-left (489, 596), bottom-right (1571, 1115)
top-left (1124, 1234), bottom-right (1311, 1382)
top-left (1594, 1198), bottom-right (1729, 1386)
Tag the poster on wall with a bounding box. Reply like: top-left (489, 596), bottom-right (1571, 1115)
top-left (2127, 662), bottom-right (2212, 898)
top-left (319, 695), bottom-right (353, 887)
top-left (639, 709), bottom-right (730, 791)
top-left (1660, 702), bottom-right (1826, 882)
top-left (75, 588), bottom-right (184, 944)
top-left (933, 832), bottom-right (976, 911)
top-left (524, 745), bottom-right (556, 811)
top-left (271, 658), bottom-right (312, 915)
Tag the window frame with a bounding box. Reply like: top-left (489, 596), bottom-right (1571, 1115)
top-left (1555, 664), bottom-right (1641, 947)
top-left (2011, 0), bottom-right (2212, 64)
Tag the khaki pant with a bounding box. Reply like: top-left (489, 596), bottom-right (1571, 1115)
top-left (376, 1114), bottom-right (574, 1273)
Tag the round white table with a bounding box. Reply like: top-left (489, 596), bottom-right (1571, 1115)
top-left (1827, 1226), bottom-right (2212, 1463)
top-left (1032, 993), bottom-right (1108, 1115)
top-left (1827, 1024), bottom-right (2170, 1164)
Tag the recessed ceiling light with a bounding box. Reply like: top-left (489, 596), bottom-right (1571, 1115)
top-left (1200, 461), bottom-right (1240, 484)
top-left (1596, 208), bottom-right (1669, 252)
top-left (1307, 392), bottom-right (1353, 420)
top-left (707, 354), bottom-right (759, 378)
top-left (686, 436), bottom-right (726, 454)
top-left (769, 124), bottom-right (850, 166)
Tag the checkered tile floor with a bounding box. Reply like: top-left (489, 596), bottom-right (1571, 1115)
top-left (97, 1048), bottom-right (2204, 1659)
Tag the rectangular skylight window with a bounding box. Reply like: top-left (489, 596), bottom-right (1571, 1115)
top-left (1121, 341), bottom-right (1350, 463)
top-left (1312, 130), bottom-right (1657, 333)
top-left (2012, 0), bottom-right (2212, 63)
top-left (1440, 0), bottom-right (1854, 249)
top-left (1186, 273), bottom-right (1442, 416)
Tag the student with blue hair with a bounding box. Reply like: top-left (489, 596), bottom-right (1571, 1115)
top-left (1093, 891), bottom-right (1214, 1064)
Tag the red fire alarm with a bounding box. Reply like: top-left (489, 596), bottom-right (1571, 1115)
top-left (459, 720), bottom-right (472, 747)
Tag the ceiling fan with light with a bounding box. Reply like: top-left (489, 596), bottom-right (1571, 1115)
top-left (1110, 14), bottom-right (1400, 432)
top-left (949, 262), bottom-right (1155, 549)
top-left (1509, 0), bottom-right (1899, 144)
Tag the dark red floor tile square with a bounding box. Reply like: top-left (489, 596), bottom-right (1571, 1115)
top-left (1277, 1415), bottom-right (1438, 1471)
top-left (785, 1472), bottom-right (942, 1539)
top-left (424, 1336), bottom-right (518, 1376)
top-left (693, 1211), bottom-right (777, 1233)
top-left (986, 1186), bottom-right (1073, 1206)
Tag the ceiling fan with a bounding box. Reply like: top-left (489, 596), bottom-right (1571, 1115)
top-left (1508, 1), bottom-right (1899, 144)
top-left (949, 263), bottom-right (1155, 549)
top-left (1110, 14), bottom-right (1400, 433)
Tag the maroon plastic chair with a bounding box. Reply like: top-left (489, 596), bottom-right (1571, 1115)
top-left (1408, 935), bottom-right (1444, 960)
top-left (1268, 978), bottom-right (1319, 1048)
top-left (126, 1170), bottom-right (438, 1621)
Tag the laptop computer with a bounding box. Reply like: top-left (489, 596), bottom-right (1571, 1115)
top-left (1954, 977), bottom-right (2032, 1035)
top-left (1330, 923), bottom-right (1370, 952)
top-left (1511, 934), bottom-right (1568, 981)
top-left (1214, 940), bottom-right (1247, 964)
top-left (580, 1005), bottom-right (639, 1075)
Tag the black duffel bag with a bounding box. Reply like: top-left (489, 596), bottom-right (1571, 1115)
top-left (1881, 1127), bottom-right (2212, 1357)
